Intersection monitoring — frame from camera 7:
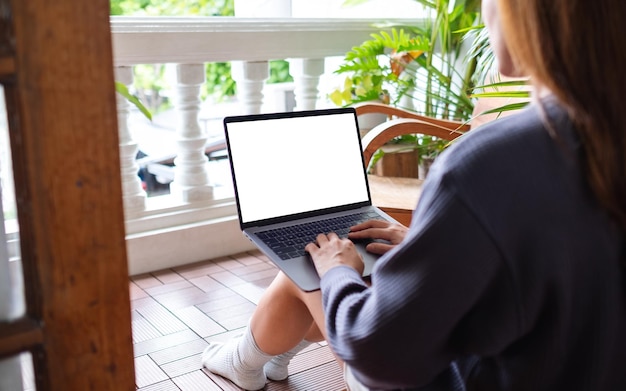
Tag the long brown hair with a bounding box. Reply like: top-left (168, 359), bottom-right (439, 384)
top-left (498, 0), bottom-right (626, 237)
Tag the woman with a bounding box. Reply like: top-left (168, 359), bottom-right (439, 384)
top-left (203, 0), bottom-right (626, 389)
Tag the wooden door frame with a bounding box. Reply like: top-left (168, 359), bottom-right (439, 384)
top-left (0, 0), bottom-right (135, 389)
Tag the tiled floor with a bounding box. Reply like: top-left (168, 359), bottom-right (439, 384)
top-left (129, 250), bottom-right (346, 391)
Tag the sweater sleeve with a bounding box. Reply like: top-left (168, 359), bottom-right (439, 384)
top-left (320, 170), bottom-right (517, 390)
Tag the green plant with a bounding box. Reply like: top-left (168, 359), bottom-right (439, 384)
top-left (333, 0), bottom-right (481, 118)
top-left (111, 0), bottom-right (234, 17)
top-left (115, 81), bottom-right (152, 120)
top-left (334, 0), bottom-right (534, 171)
top-left (329, 28), bottom-right (428, 107)
top-left (465, 24), bottom-right (531, 117)
top-left (332, 0), bottom-right (484, 171)
top-left (133, 64), bottom-right (171, 114)
top-left (204, 62), bottom-right (236, 101)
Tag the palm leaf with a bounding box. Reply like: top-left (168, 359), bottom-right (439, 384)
top-left (471, 90), bottom-right (530, 99)
top-left (473, 79), bottom-right (530, 90)
top-left (115, 81), bottom-right (152, 121)
top-left (478, 101), bottom-right (530, 115)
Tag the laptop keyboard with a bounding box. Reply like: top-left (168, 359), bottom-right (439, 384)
top-left (256, 211), bottom-right (382, 260)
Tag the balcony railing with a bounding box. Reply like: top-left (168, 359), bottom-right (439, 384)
top-left (110, 16), bottom-right (419, 274)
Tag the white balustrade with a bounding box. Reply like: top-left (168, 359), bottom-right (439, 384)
top-left (289, 58), bottom-right (325, 111)
top-left (114, 66), bottom-right (147, 216)
top-left (110, 16), bottom-right (423, 273)
top-left (169, 63), bottom-right (214, 202)
top-left (231, 61), bottom-right (270, 115)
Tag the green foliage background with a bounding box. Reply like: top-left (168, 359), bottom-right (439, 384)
top-left (110, 0), bottom-right (234, 17)
top-left (111, 0), bottom-right (292, 113)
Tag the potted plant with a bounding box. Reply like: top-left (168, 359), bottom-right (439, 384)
top-left (330, 0), bottom-right (485, 177)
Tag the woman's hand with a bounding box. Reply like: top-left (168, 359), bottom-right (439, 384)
top-left (306, 232), bottom-right (364, 278)
top-left (305, 219), bottom-right (408, 278)
top-left (348, 219), bottom-right (408, 255)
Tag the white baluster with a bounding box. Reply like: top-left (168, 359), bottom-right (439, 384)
top-left (114, 66), bottom-right (147, 216)
top-left (288, 58), bottom-right (325, 111)
top-left (231, 61), bottom-right (269, 114)
top-left (169, 63), bottom-right (213, 202)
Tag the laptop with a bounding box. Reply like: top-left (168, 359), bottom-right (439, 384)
top-left (223, 107), bottom-right (398, 291)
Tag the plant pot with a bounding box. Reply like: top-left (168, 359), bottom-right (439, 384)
top-left (418, 157), bottom-right (435, 179)
top-left (357, 112), bottom-right (388, 138)
top-left (371, 144), bottom-right (419, 179)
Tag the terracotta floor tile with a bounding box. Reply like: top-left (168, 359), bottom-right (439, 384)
top-left (174, 261), bottom-right (226, 279)
top-left (227, 261), bottom-right (274, 277)
top-left (145, 280), bottom-right (193, 296)
top-left (130, 281), bottom-right (151, 300)
top-left (153, 286), bottom-right (216, 311)
top-left (188, 275), bottom-right (231, 293)
top-left (163, 352), bottom-right (208, 379)
top-left (149, 338), bottom-right (208, 366)
top-left (135, 300), bottom-right (188, 335)
top-left (21, 253), bottom-right (343, 390)
top-left (136, 379), bottom-right (180, 391)
top-left (133, 329), bottom-right (200, 357)
top-left (135, 355), bottom-right (169, 388)
top-left (152, 269), bottom-right (186, 284)
top-left (173, 306), bottom-right (226, 338)
top-left (127, 256), bottom-right (341, 390)
top-left (229, 252), bottom-right (266, 266)
top-left (174, 369), bottom-right (228, 390)
top-left (132, 273), bottom-right (165, 289)
top-left (132, 312), bottom-right (163, 343)
top-left (195, 291), bottom-right (250, 314)
top-left (209, 270), bottom-right (248, 287)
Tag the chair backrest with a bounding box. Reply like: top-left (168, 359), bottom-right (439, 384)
top-left (354, 102), bottom-right (470, 168)
top-left (354, 72), bottom-right (531, 167)
top-left (353, 76), bottom-right (531, 226)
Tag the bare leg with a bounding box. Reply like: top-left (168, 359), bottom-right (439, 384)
top-left (202, 271), bottom-right (337, 389)
top-left (251, 272), bottom-right (328, 355)
top-left (252, 272), bottom-right (330, 380)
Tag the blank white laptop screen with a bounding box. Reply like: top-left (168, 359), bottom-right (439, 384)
top-left (226, 111), bottom-right (370, 224)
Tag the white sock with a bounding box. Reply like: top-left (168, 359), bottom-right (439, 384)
top-left (201, 327), bottom-right (272, 390)
top-left (264, 339), bottom-right (313, 381)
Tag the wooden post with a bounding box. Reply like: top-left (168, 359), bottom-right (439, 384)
top-left (1, 0), bottom-right (136, 389)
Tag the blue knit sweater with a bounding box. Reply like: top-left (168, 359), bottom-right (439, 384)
top-left (321, 99), bottom-right (626, 390)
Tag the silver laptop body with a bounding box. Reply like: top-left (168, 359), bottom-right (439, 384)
top-left (224, 107), bottom-right (398, 291)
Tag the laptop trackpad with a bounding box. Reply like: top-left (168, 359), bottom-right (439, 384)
top-left (356, 242), bottom-right (379, 277)
top-left (280, 244), bottom-right (379, 292)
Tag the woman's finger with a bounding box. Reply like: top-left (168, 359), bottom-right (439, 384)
top-left (351, 225), bottom-right (405, 240)
top-left (365, 242), bottom-right (396, 255)
top-left (350, 219), bottom-right (393, 232)
top-left (314, 232), bottom-right (330, 244)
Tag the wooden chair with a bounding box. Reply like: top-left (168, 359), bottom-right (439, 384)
top-left (355, 101), bottom-right (470, 226)
top-left (355, 79), bottom-right (530, 227)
